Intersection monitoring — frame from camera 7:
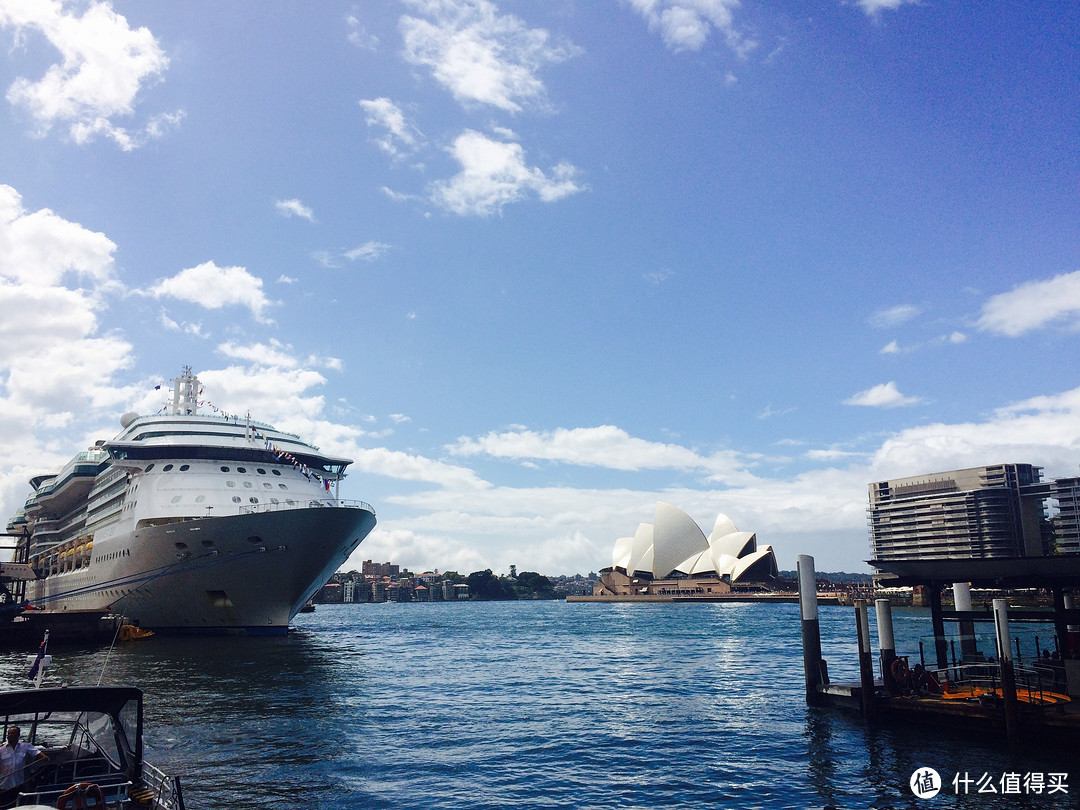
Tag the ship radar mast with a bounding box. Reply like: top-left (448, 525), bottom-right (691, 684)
top-left (170, 366), bottom-right (201, 416)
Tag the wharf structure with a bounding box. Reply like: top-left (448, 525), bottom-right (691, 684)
top-left (798, 553), bottom-right (1080, 740)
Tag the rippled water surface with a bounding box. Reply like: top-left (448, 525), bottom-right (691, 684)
top-left (1, 602), bottom-right (1077, 808)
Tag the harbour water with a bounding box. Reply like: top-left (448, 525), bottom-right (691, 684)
top-left (1, 601), bottom-right (1077, 809)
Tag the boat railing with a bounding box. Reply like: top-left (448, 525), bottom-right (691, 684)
top-left (17, 778), bottom-right (132, 808)
top-left (925, 662), bottom-right (1068, 707)
top-left (140, 760), bottom-right (186, 810)
top-left (239, 498), bottom-right (374, 516)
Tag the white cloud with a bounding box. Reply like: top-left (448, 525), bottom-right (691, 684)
top-left (359, 97), bottom-right (423, 158)
top-left (399, 0), bottom-right (580, 112)
top-left (143, 261), bottom-right (275, 323)
top-left (844, 381), bottom-right (924, 408)
top-left (628, 0), bottom-right (754, 55)
top-left (856, 0), bottom-right (920, 16)
top-left (880, 340), bottom-right (900, 354)
top-left (869, 303), bottom-right (920, 328)
top-left (448, 424), bottom-right (755, 485)
top-left (275, 199), bottom-right (315, 221)
top-left (977, 270), bottom-right (1080, 337)
top-left (344, 241), bottom-right (391, 261)
top-left (314, 241), bottom-right (391, 268)
top-left (0, 0), bottom-right (180, 150)
top-left (431, 129), bottom-right (584, 216)
top-left (346, 15), bottom-right (378, 50)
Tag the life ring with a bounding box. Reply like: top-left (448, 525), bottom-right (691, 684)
top-left (56, 782), bottom-right (107, 810)
top-left (890, 657), bottom-right (909, 684)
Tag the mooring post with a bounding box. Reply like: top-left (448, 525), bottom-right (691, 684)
top-left (875, 598), bottom-right (897, 694)
top-left (953, 581), bottom-right (977, 662)
top-left (855, 599), bottom-right (875, 717)
top-left (928, 584), bottom-right (949, 671)
top-left (798, 554), bottom-right (824, 706)
top-left (993, 598), bottom-right (1019, 740)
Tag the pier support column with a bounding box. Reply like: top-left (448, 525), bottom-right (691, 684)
top-left (875, 598), bottom-right (897, 694)
top-left (993, 598), bottom-right (1020, 740)
top-left (855, 599), bottom-right (875, 717)
top-left (798, 554), bottom-right (824, 706)
top-left (928, 584), bottom-right (949, 671)
top-left (954, 582), bottom-right (978, 662)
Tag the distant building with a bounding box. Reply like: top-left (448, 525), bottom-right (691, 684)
top-left (867, 463), bottom-right (1080, 562)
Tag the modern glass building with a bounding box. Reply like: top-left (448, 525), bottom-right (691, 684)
top-left (867, 464), bottom-right (1054, 562)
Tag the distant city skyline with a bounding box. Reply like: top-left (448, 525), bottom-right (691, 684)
top-left (1, 1), bottom-right (1079, 575)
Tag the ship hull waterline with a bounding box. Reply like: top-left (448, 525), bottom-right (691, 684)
top-left (29, 506), bottom-right (375, 635)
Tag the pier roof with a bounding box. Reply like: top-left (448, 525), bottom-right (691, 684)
top-left (870, 556), bottom-right (1080, 587)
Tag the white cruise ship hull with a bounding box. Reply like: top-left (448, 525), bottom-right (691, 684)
top-left (29, 505), bottom-right (375, 633)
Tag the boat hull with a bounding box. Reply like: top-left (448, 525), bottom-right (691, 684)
top-left (29, 505), bottom-right (375, 634)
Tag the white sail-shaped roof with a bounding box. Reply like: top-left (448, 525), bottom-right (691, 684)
top-left (625, 523), bottom-right (654, 575)
top-left (652, 502), bottom-right (709, 578)
top-left (612, 536), bottom-right (635, 570)
top-left (605, 504), bottom-right (777, 585)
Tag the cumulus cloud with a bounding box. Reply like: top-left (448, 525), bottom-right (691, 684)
top-left (977, 270), bottom-right (1080, 337)
top-left (275, 199), bottom-right (315, 221)
top-left (399, 0), bottom-right (580, 112)
top-left (0, 0), bottom-right (181, 149)
top-left (143, 261), bottom-right (275, 323)
top-left (0, 183), bottom-right (133, 451)
top-left (359, 97), bottom-right (423, 159)
top-left (431, 129), bottom-right (584, 216)
top-left (628, 0), bottom-right (754, 55)
top-left (843, 381), bottom-right (924, 408)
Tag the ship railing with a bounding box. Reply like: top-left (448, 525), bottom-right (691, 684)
top-left (239, 498), bottom-right (374, 516)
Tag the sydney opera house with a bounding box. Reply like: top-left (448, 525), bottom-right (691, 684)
top-left (594, 502), bottom-right (778, 597)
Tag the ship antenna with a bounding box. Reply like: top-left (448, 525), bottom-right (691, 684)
top-left (170, 366), bottom-right (200, 416)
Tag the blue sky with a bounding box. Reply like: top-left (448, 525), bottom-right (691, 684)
top-left (1, 0), bottom-right (1078, 576)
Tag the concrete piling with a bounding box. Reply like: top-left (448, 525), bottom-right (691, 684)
top-left (797, 554), bottom-right (824, 705)
top-left (992, 598), bottom-right (1019, 740)
top-left (875, 598), bottom-right (896, 694)
top-left (855, 599), bottom-right (875, 716)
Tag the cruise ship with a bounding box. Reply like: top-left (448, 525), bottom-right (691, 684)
top-left (3, 368), bottom-right (376, 633)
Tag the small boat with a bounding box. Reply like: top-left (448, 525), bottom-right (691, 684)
top-left (0, 685), bottom-right (184, 809)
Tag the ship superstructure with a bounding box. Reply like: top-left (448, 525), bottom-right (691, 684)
top-left (4, 367), bottom-right (376, 633)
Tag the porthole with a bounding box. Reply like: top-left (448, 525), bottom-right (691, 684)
top-left (247, 535), bottom-right (263, 544)
top-left (171, 495), bottom-right (182, 504)
top-left (220, 466), bottom-right (230, 473)
top-left (231, 496), bottom-right (242, 504)
top-left (237, 467), bottom-right (247, 473)
top-left (256, 468), bottom-right (266, 475)
top-left (174, 542), bottom-right (188, 550)
top-left (163, 464), bottom-right (174, 471)
top-left (243, 481), bottom-right (253, 489)
top-left (226, 481), bottom-right (236, 488)
top-left (195, 495), bottom-right (206, 503)
top-left (249, 497), bottom-right (259, 504)
top-left (271, 469), bottom-right (281, 476)
top-left (270, 498), bottom-right (279, 504)
top-left (278, 483), bottom-right (288, 490)
top-left (179, 464), bottom-right (190, 471)
top-left (144, 463), bottom-right (155, 472)
top-left (263, 482), bottom-right (272, 489)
